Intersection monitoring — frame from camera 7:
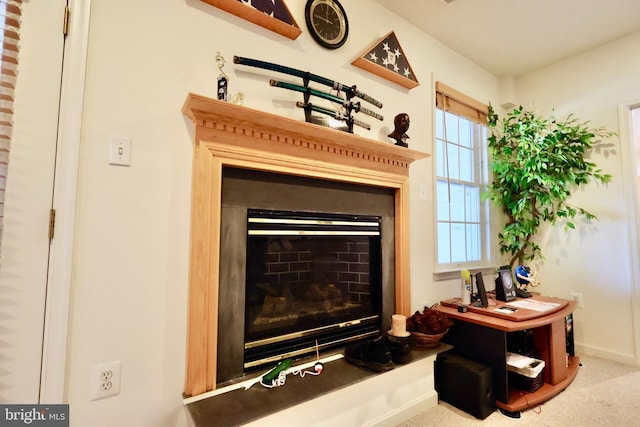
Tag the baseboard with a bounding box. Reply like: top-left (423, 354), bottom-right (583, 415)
top-left (576, 343), bottom-right (638, 366)
top-left (369, 391), bottom-right (438, 427)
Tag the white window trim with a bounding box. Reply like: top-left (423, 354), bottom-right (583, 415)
top-left (432, 82), bottom-right (500, 280)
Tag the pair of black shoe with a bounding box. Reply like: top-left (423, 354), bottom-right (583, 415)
top-left (344, 335), bottom-right (412, 372)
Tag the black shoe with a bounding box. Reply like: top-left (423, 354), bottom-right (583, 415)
top-left (345, 338), bottom-right (394, 372)
top-left (516, 288), bottom-right (532, 298)
top-left (385, 335), bottom-right (413, 364)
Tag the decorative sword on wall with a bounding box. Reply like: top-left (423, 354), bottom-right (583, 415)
top-left (270, 80), bottom-right (383, 121)
top-left (233, 55), bottom-right (383, 133)
top-left (295, 102), bottom-right (372, 130)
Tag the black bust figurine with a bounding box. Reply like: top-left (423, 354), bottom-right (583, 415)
top-left (388, 113), bottom-right (410, 147)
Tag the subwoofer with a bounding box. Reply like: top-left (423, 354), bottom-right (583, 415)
top-left (435, 351), bottom-right (496, 419)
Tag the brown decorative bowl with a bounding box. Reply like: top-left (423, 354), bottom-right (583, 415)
top-left (409, 329), bottom-right (449, 349)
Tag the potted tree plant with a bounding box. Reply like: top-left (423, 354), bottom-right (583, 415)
top-left (483, 104), bottom-right (615, 274)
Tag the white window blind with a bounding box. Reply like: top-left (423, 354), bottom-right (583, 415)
top-left (0, 0), bottom-right (22, 253)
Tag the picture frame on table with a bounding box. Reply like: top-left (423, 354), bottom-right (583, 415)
top-left (200, 0), bottom-right (302, 40)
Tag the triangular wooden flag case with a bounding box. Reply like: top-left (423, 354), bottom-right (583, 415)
top-left (352, 31), bottom-right (419, 90)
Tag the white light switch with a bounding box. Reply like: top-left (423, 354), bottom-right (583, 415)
top-left (420, 184), bottom-right (428, 201)
top-left (109, 136), bottom-right (131, 166)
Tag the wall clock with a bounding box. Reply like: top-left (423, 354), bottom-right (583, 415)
top-left (305, 0), bottom-right (349, 49)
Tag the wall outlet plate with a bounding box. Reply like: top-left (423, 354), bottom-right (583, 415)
top-left (570, 292), bottom-right (585, 308)
top-left (91, 361), bottom-right (121, 400)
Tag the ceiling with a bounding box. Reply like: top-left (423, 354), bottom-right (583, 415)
top-left (375, 0), bottom-right (640, 77)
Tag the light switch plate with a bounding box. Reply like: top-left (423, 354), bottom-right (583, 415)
top-left (109, 136), bottom-right (131, 166)
top-left (419, 184), bottom-right (428, 201)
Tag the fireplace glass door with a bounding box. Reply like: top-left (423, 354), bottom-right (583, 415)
top-left (244, 209), bottom-right (382, 368)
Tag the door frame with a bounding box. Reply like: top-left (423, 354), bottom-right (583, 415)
top-left (617, 99), bottom-right (640, 366)
top-left (39, 0), bottom-right (92, 403)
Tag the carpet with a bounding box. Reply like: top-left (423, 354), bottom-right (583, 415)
top-left (398, 354), bottom-right (640, 426)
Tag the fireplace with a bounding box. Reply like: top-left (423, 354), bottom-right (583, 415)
top-left (182, 94), bottom-right (427, 396)
top-left (216, 167), bottom-right (396, 383)
top-left (244, 209), bottom-right (382, 367)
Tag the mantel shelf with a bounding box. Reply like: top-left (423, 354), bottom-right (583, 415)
top-left (182, 93), bottom-right (428, 179)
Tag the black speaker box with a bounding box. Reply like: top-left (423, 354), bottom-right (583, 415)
top-left (435, 351), bottom-right (496, 419)
top-left (507, 329), bottom-right (536, 356)
top-left (495, 268), bottom-right (517, 302)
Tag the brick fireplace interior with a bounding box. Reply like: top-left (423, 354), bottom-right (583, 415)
top-left (182, 93), bottom-right (427, 397)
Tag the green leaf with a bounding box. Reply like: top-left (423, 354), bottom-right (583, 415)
top-left (486, 104), bottom-right (615, 267)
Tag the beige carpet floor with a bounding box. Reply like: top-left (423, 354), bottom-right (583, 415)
top-left (398, 354), bottom-right (640, 426)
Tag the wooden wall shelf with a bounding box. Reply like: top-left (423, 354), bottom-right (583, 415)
top-left (181, 94), bottom-right (428, 397)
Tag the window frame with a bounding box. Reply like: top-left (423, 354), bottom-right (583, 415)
top-left (433, 82), bottom-right (497, 278)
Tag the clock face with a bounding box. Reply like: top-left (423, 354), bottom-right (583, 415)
top-left (305, 0), bottom-right (349, 49)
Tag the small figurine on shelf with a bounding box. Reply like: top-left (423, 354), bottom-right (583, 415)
top-left (388, 113), bottom-right (410, 147)
top-left (216, 51), bottom-right (228, 101)
top-left (230, 92), bottom-right (244, 106)
top-left (515, 265), bottom-right (540, 292)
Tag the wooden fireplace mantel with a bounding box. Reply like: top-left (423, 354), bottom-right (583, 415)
top-left (181, 93), bottom-right (428, 396)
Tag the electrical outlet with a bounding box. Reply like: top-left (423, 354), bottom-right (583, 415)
top-left (91, 361), bottom-right (121, 400)
top-left (570, 292), bottom-right (585, 309)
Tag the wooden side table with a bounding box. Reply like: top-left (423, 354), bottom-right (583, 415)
top-left (437, 296), bottom-right (578, 413)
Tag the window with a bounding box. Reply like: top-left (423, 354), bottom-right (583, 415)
top-left (0, 0), bottom-right (22, 257)
top-left (435, 82), bottom-right (491, 271)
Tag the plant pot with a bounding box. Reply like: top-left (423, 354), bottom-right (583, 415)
top-left (409, 329), bottom-right (448, 349)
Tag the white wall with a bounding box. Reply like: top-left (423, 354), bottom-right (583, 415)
top-left (635, 108), bottom-right (640, 175)
top-left (514, 31), bottom-right (640, 363)
top-left (65, 1), bottom-right (499, 426)
top-left (36, 1), bottom-right (639, 426)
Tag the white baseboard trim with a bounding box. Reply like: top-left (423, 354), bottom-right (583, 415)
top-left (576, 342), bottom-right (638, 366)
top-left (369, 391), bottom-right (438, 427)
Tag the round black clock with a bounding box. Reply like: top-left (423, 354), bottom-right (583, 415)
top-left (305, 0), bottom-right (349, 50)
